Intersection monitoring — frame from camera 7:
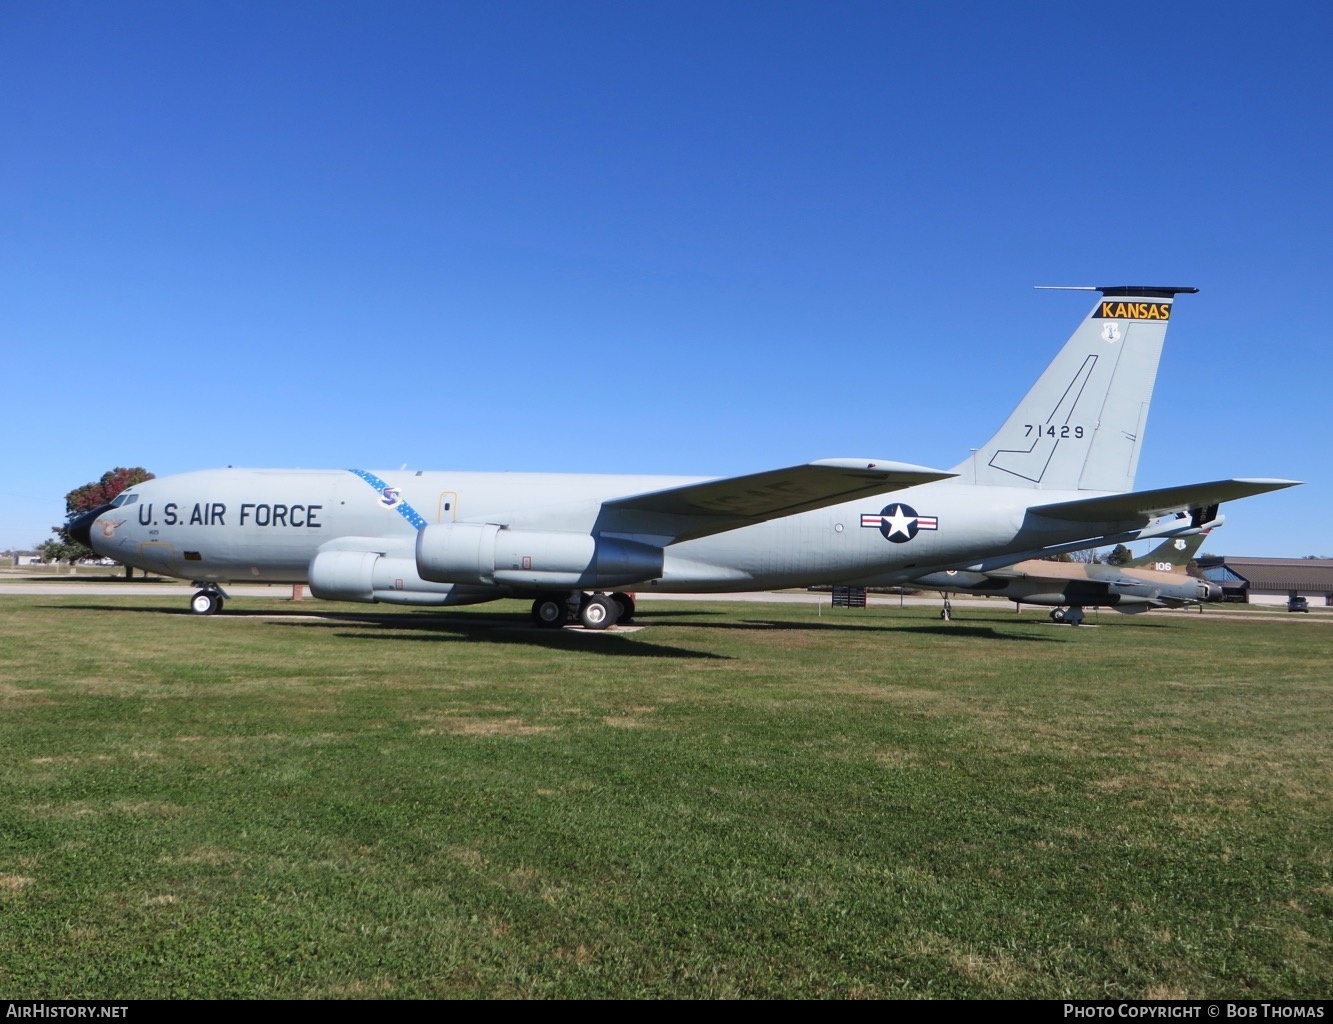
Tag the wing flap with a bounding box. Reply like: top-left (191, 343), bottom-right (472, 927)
top-left (604, 459), bottom-right (954, 540)
top-left (1032, 478), bottom-right (1300, 523)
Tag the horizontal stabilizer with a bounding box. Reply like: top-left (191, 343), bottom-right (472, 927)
top-left (1032, 478), bottom-right (1300, 523)
top-left (606, 459), bottom-right (954, 535)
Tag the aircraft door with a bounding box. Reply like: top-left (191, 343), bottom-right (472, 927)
top-left (437, 491), bottom-right (459, 523)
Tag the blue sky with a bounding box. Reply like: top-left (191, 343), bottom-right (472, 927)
top-left (2, 2), bottom-right (1328, 556)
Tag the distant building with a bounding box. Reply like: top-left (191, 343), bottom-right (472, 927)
top-left (1197, 556), bottom-right (1333, 606)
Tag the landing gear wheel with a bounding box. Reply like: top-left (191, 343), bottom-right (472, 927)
top-left (1065, 608), bottom-right (1085, 626)
top-left (579, 594), bottom-right (619, 630)
top-left (190, 590), bottom-right (221, 616)
top-left (940, 599), bottom-right (952, 621)
top-left (531, 596), bottom-right (568, 628)
top-left (611, 592), bottom-right (636, 623)
top-left (1050, 608), bottom-right (1066, 623)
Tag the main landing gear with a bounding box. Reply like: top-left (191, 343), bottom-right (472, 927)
top-left (1050, 606), bottom-right (1086, 626)
top-left (530, 591), bottom-right (636, 631)
top-left (189, 585), bottom-right (229, 615)
top-left (940, 598), bottom-right (953, 622)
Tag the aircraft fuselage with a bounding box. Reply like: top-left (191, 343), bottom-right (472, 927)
top-left (913, 562), bottom-right (1216, 612)
top-left (70, 286), bottom-right (1297, 626)
top-left (86, 467), bottom-right (1168, 598)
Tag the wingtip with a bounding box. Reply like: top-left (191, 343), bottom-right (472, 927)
top-left (1234, 477), bottom-right (1303, 488)
top-left (810, 458), bottom-right (957, 479)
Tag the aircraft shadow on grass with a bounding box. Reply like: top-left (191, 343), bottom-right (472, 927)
top-left (56, 602), bottom-right (728, 660)
top-left (59, 599), bottom-right (1205, 651)
top-left (312, 619), bottom-right (727, 660)
top-left (716, 618), bottom-right (1066, 642)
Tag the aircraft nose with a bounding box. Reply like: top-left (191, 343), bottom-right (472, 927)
top-left (67, 503), bottom-right (114, 548)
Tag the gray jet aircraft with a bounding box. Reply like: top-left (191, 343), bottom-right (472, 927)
top-left (70, 286), bottom-right (1297, 629)
top-left (912, 519), bottom-right (1222, 625)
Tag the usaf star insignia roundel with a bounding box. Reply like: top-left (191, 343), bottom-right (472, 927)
top-left (860, 503), bottom-right (939, 544)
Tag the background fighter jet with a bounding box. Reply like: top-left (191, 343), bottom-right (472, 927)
top-left (912, 515), bottom-right (1223, 625)
top-left (69, 287), bottom-right (1297, 629)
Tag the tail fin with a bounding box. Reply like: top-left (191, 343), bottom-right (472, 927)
top-left (1124, 527), bottom-right (1210, 575)
top-left (953, 286), bottom-right (1197, 491)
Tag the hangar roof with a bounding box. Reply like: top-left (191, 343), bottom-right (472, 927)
top-left (1197, 557), bottom-right (1333, 594)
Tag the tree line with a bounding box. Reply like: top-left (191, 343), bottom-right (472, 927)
top-left (39, 467), bottom-right (154, 564)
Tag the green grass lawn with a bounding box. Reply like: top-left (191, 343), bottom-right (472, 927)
top-left (1, 595), bottom-right (1328, 998)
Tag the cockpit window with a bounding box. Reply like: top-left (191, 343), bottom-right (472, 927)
top-left (109, 492), bottom-right (139, 507)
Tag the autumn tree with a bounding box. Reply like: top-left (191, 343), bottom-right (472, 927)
top-left (1106, 544), bottom-right (1133, 566)
top-left (46, 467), bottom-right (155, 568)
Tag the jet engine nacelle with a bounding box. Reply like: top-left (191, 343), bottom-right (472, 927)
top-left (416, 522), bottom-right (663, 589)
top-left (309, 549), bottom-right (461, 606)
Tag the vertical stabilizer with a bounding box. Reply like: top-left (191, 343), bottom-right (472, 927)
top-left (1124, 527), bottom-right (1210, 575)
top-left (953, 287), bottom-right (1196, 491)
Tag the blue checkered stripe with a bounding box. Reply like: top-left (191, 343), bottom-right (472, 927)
top-left (347, 469), bottom-right (429, 530)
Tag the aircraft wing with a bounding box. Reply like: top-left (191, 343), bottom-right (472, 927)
top-left (977, 564), bottom-right (1139, 587)
top-left (1031, 478), bottom-right (1300, 523)
top-left (603, 459), bottom-right (955, 542)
